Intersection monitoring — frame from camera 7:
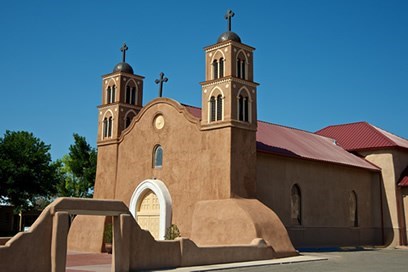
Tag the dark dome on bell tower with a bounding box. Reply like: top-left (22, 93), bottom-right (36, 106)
top-left (217, 31), bottom-right (241, 43)
top-left (113, 43), bottom-right (134, 74)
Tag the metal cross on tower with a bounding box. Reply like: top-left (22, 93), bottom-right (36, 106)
top-left (225, 9), bottom-right (235, 31)
top-left (120, 43), bottom-right (128, 62)
top-left (155, 72), bottom-right (168, 97)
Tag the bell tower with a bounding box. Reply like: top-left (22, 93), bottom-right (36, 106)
top-left (97, 43), bottom-right (145, 143)
top-left (201, 10), bottom-right (258, 198)
top-left (200, 10), bottom-right (258, 131)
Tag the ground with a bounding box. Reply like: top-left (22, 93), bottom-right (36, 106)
top-left (66, 248), bottom-right (408, 271)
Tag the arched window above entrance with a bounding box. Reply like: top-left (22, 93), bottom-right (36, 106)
top-left (153, 145), bottom-right (163, 168)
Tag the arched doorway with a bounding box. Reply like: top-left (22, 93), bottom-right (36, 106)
top-left (137, 190), bottom-right (161, 239)
top-left (129, 179), bottom-right (172, 240)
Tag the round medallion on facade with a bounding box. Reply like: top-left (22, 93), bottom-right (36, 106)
top-left (154, 115), bottom-right (165, 130)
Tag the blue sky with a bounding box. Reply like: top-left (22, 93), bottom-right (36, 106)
top-left (1, 0), bottom-right (407, 160)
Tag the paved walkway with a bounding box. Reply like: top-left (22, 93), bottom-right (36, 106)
top-left (66, 248), bottom-right (408, 272)
top-left (65, 251), bottom-right (325, 272)
top-left (66, 251), bottom-right (111, 272)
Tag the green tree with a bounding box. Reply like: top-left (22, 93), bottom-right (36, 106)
top-left (0, 130), bottom-right (58, 212)
top-left (56, 133), bottom-right (97, 197)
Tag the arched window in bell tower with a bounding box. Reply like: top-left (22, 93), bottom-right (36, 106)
top-left (125, 86), bottom-right (131, 104)
top-left (216, 95), bottom-right (223, 121)
top-left (236, 51), bottom-right (247, 80)
top-left (210, 96), bottom-right (216, 121)
top-left (107, 86), bottom-right (112, 104)
top-left (111, 85), bottom-right (116, 103)
top-left (236, 58), bottom-right (241, 78)
top-left (131, 87), bottom-right (136, 105)
top-left (238, 95), bottom-right (249, 122)
top-left (102, 111), bottom-right (113, 139)
top-left (103, 118), bottom-right (108, 138)
top-left (125, 79), bottom-right (138, 105)
top-left (219, 58), bottom-right (224, 78)
top-left (124, 110), bottom-right (136, 129)
top-left (212, 60), bottom-right (218, 80)
top-left (108, 117), bottom-right (113, 137)
top-left (237, 88), bottom-right (251, 122)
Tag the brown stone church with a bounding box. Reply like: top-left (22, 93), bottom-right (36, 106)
top-left (68, 11), bottom-right (408, 253)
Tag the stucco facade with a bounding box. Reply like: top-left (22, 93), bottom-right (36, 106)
top-left (359, 149), bottom-right (408, 246)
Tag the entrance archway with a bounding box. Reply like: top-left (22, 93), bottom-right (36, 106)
top-left (129, 179), bottom-right (172, 240)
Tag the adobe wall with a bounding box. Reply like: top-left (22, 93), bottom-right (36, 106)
top-left (360, 149), bottom-right (408, 246)
top-left (112, 99), bottom-right (234, 238)
top-left (256, 153), bottom-right (384, 248)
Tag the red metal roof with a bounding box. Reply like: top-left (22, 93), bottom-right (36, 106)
top-left (398, 167), bottom-right (408, 187)
top-left (399, 176), bottom-right (408, 187)
top-left (316, 122), bottom-right (408, 151)
top-left (184, 105), bottom-right (378, 171)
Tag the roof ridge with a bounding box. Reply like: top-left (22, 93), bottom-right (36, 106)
top-left (364, 123), bottom-right (398, 147)
top-left (315, 121), bottom-right (368, 134)
top-left (258, 120), bottom-right (315, 134)
top-left (371, 124), bottom-right (408, 144)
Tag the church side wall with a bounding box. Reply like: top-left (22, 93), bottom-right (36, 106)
top-left (256, 153), bottom-right (383, 248)
top-left (113, 101), bottom-right (232, 238)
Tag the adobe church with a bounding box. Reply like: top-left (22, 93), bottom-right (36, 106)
top-left (68, 10), bottom-right (408, 253)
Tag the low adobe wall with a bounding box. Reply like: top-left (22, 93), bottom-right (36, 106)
top-left (190, 198), bottom-right (298, 258)
top-left (0, 197), bottom-right (287, 271)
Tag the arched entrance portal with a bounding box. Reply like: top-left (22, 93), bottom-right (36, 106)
top-left (129, 179), bottom-right (172, 240)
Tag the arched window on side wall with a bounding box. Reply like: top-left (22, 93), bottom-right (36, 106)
top-left (210, 96), bottom-right (216, 122)
top-left (291, 184), bottom-right (302, 225)
top-left (349, 191), bottom-right (358, 227)
top-left (216, 95), bottom-right (223, 121)
top-left (153, 145), bottom-right (163, 168)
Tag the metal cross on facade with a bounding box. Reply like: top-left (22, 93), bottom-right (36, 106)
top-left (155, 72), bottom-right (168, 97)
top-left (120, 43), bottom-right (128, 62)
top-left (225, 9), bottom-right (235, 31)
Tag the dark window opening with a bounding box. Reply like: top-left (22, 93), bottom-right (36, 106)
top-left (125, 86), bottom-right (131, 104)
top-left (219, 58), bottom-right (224, 78)
top-left (212, 60), bottom-right (218, 79)
top-left (291, 184), bottom-right (302, 225)
top-left (216, 95), bottom-right (222, 121)
top-left (131, 88), bottom-right (136, 105)
top-left (210, 96), bottom-right (216, 122)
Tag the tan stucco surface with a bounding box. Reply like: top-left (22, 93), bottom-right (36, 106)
top-left (190, 198), bottom-right (297, 258)
top-left (359, 149), bottom-right (408, 246)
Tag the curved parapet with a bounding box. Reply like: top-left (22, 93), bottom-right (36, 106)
top-left (190, 198), bottom-right (298, 258)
